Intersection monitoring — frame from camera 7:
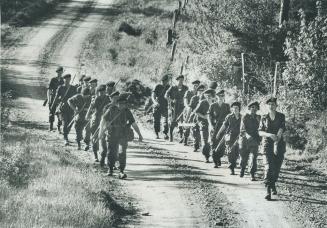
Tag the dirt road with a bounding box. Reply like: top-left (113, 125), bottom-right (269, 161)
top-left (0, 1), bottom-right (310, 227)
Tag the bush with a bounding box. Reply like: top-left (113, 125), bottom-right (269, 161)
top-left (1, 90), bottom-right (15, 131)
top-left (118, 22), bottom-right (142, 36)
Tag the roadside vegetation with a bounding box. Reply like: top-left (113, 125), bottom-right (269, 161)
top-left (0, 105), bottom-right (135, 227)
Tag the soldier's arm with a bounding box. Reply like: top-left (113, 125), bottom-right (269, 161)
top-left (216, 115), bottom-right (229, 139)
top-left (131, 123), bottom-right (143, 142)
top-left (258, 116), bottom-right (277, 141)
top-left (86, 99), bottom-right (96, 119)
top-left (151, 91), bottom-right (158, 106)
top-left (67, 96), bottom-right (78, 112)
top-left (98, 116), bottom-right (108, 140)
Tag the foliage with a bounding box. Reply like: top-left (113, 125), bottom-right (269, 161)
top-left (185, 0), bottom-right (283, 93)
top-left (1, 90), bottom-right (15, 131)
top-left (283, 6), bottom-right (327, 111)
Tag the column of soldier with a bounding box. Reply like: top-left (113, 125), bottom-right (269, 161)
top-left (47, 66), bottom-right (143, 179)
top-left (153, 73), bottom-right (286, 201)
top-left (47, 66), bottom-right (286, 200)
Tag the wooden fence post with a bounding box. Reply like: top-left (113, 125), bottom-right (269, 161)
top-left (241, 53), bottom-right (246, 98)
top-left (273, 62), bottom-right (280, 97)
top-left (279, 0), bottom-right (290, 28)
top-left (167, 29), bottom-right (173, 46)
top-left (171, 41), bottom-right (177, 62)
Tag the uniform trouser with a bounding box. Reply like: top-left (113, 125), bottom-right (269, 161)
top-left (212, 136), bottom-right (225, 165)
top-left (153, 107), bottom-right (168, 134)
top-left (226, 140), bottom-right (239, 169)
top-left (60, 111), bottom-right (74, 140)
top-left (169, 106), bottom-right (184, 139)
top-left (239, 140), bottom-right (259, 174)
top-left (84, 123), bottom-right (91, 145)
top-left (192, 124), bottom-right (201, 150)
top-left (211, 123), bottom-right (223, 151)
top-left (263, 141), bottom-right (285, 187)
top-left (107, 138), bottom-right (128, 172)
top-left (90, 119), bottom-right (104, 159)
top-left (199, 121), bottom-right (210, 159)
top-left (49, 105), bottom-right (62, 127)
top-left (75, 119), bottom-right (87, 142)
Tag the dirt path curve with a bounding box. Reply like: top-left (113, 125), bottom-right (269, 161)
top-left (2, 1), bottom-right (304, 227)
top-left (123, 125), bottom-right (303, 228)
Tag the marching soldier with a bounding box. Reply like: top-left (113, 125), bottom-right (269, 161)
top-left (258, 97), bottom-right (286, 200)
top-left (84, 78), bottom-right (97, 151)
top-left (99, 92), bottom-right (143, 178)
top-left (239, 101), bottom-right (261, 180)
top-left (67, 88), bottom-right (92, 150)
top-left (47, 66), bottom-right (64, 132)
top-left (215, 102), bottom-right (242, 175)
top-left (186, 84), bottom-right (206, 151)
top-left (182, 80), bottom-right (200, 145)
top-left (85, 85), bottom-right (111, 164)
top-left (194, 89), bottom-right (216, 162)
top-left (89, 79), bottom-right (98, 96)
top-left (53, 74), bottom-right (77, 145)
top-left (165, 75), bottom-right (188, 142)
top-left (152, 74), bottom-right (170, 139)
top-left (210, 90), bottom-right (231, 168)
top-left (76, 75), bottom-right (86, 93)
top-left (106, 81), bottom-right (116, 96)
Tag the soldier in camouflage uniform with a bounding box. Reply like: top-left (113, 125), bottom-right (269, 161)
top-left (182, 80), bottom-right (200, 145)
top-left (86, 85), bottom-right (111, 164)
top-left (185, 84), bottom-right (205, 152)
top-left (67, 88), bottom-right (92, 150)
top-left (47, 66), bottom-right (64, 132)
top-left (193, 89), bottom-right (216, 162)
top-left (215, 102), bottom-right (242, 175)
top-left (239, 101), bottom-right (261, 180)
top-left (84, 78), bottom-right (97, 151)
top-left (165, 75), bottom-right (188, 142)
top-left (52, 74), bottom-right (77, 145)
top-left (259, 97), bottom-right (286, 200)
top-left (152, 74), bottom-right (170, 139)
top-left (99, 93), bottom-right (143, 179)
top-left (210, 90), bottom-right (230, 168)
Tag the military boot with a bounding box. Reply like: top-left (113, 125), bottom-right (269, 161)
top-left (100, 156), bottom-right (105, 167)
top-left (49, 122), bottom-right (54, 131)
top-left (240, 168), bottom-right (245, 178)
top-left (250, 173), bottom-right (256, 181)
top-left (77, 141), bottom-right (81, 150)
top-left (230, 167), bottom-right (235, 175)
top-left (271, 183), bottom-right (277, 195)
top-left (94, 151), bottom-right (99, 162)
top-left (265, 186), bottom-right (272, 200)
top-left (164, 133), bottom-right (169, 140)
top-left (155, 132), bottom-right (159, 139)
top-left (183, 137), bottom-right (188, 146)
top-left (57, 126), bottom-right (62, 134)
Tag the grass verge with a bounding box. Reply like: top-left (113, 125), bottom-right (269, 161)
top-left (0, 125), bottom-right (135, 227)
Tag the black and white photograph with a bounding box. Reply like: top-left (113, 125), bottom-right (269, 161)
top-left (1, 0), bottom-right (327, 227)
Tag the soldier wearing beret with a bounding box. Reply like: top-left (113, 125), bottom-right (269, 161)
top-left (106, 81), bottom-right (116, 96)
top-left (68, 88), bottom-right (92, 150)
top-left (239, 101), bottom-right (261, 180)
top-left (194, 88), bottom-right (216, 162)
top-left (83, 78), bottom-right (98, 150)
top-left (76, 75), bottom-right (86, 93)
top-left (152, 74), bottom-right (170, 139)
top-left (209, 81), bottom-right (218, 90)
top-left (210, 90), bottom-right (231, 168)
top-left (182, 80), bottom-right (200, 145)
top-left (99, 93), bottom-right (143, 178)
top-left (215, 101), bottom-right (242, 174)
top-left (165, 75), bottom-right (188, 142)
top-left (185, 84), bottom-right (206, 151)
top-left (52, 74), bottom-right (77, 145)
top-left (47, 66), bottom-right (64, 132)
top-left (77, 76), bottom-right (91, 93)
top-left (259, 97), bottom-right (286, 200)
top-left (89, 79), bottom-right (98, 96)
top-left (85, 85), bottom-right (111, 163)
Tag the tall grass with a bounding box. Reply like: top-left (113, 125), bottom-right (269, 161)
top-left (0, 127), bottom-right (131, 227)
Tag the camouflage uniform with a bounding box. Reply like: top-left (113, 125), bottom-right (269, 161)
top-left (54, 84), bottom-right (77, 141)
top-left (165, 84), bottom-right (188, 141)
top-left (239, 113), bottom-right (261, 177)
top-left (48, 76), bottom-right (63, 130)
top-left (210, 102), bottom-right (230, 166)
